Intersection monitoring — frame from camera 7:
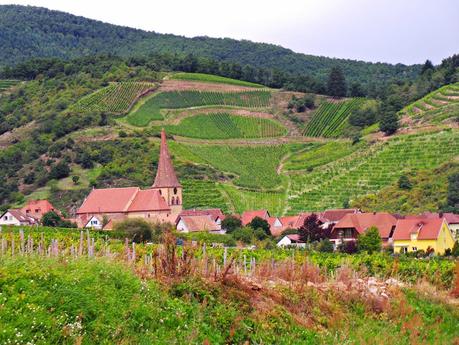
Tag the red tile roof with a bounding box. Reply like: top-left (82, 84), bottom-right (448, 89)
top-left (21, 199), bottom-right (59, 217)
top-left (286, 234), bottom-right (303, 243)
top-left (77, 187), bottom-right (170, 214)
top-left (178, 209), bottom-right (225, 222)
top-left (152, 129), bottom-right (181, 188)
top-left (320, 209), bottom-right (358, 222)
top-left (444, 213), bottom-right (459, 224)
top-left (4, 209), bottom-right (37, 224)
top-left (334, 212), bottom-right (397, 239)
top-left (241, 210), bottom-right (269, 225)
top-left (179, 215), bottom-right (219, 232)
top-left (127, 189), bottom-right (170, 212)
top-left (393, 217), bottom-right (446, 240)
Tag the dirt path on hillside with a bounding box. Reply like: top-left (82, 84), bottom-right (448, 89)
top-left (159, 80), bottom-right (263, 92)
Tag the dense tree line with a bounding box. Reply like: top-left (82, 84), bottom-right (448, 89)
top-left (0, 4), bottom-right (421, 91)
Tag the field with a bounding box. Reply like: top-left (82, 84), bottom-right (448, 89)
top-left (303, 98), bottom-right (365, 137)
top-left (401, 82), bottom-right (459, 123)
top-left (73, 82), bottom-right (156, 114)
top-left (159, 113), bottom-right (286, 139)
top-left (287, 130), bottom-right (459, 212)
top-left (170, 72), bottom-right (265, 88)
top-left (0, 226), bottom-right (458, 344)
top-left (0, 79), bottom-right (19, 91)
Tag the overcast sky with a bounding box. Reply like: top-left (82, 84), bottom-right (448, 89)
top-left (2, 0), bottom-right (458, 65)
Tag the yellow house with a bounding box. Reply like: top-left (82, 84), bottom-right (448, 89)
top-left (392, 217), bottom-right (455, 255)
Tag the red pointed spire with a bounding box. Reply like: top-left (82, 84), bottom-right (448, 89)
top-left (152, 129), bottom-right (181, 188)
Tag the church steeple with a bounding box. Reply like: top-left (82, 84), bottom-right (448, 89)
top-left (153, 129), bottom-right (181, 188)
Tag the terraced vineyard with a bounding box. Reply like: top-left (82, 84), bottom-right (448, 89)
top-left (303, 98), bottom-right (365, 137)
top-left (171, 72), bottom-right (264, 88)
top-left (0, 80), bottom-right (19, 91)
top-left (182, 179), bottom-right (230, 212)
top-left (287, 130), bottom-right (459, 213)
top-left (73, 82), bottom-right (156, 114)
top-left (161, 113), bottom-right (286, 139)
top-left (401, 82), bottom-right (459, 123)
top-left (220, 184), bottom-right (286, 215)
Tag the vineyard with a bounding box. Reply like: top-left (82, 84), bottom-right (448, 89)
top-left (126, 94), bottom-right (163, 126)
top-left (170, 72), bottom-right (264, 88)
top-left (220, 184), bottom-right (286, 215)
top-left (177, 143), bottom-right (293, 189)
top-left (401, 82), bottom-right (459, 123)
top-left (159, 113), bottom-right (286, 139)
top-left (182, 179), bottom-right (230, 212)
top-left (287, 130), bottom-right (459, 212)
top-left (0, 79), bottom-right (19, 91)
top-left (73, 82), bottom-right (156, 114)
top-left (303, 98), bottom-right (365, 137)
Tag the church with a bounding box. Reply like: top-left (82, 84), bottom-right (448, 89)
top-left (76, 129), bottom-right (182, 227)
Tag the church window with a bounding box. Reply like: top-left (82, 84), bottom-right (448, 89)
top-left (174, 187), bottom-right (177, 195)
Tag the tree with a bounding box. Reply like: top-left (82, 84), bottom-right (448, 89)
top-left (221, 215), bottom-right (242, 233)
top-left (327, 66), bottom-right (347, 97)
top-left (299, 214), bottom-right (327, 243)
top-left (49, 161), bottom-right (70, 180)
top-left (113, 218), bottom-right (153, 243)
top-left (445, 173), bottom-right (459, 212)
top-left (349, 82), bottom-right (365, 97)
top-left (72, 175), bottom-right (80, 185)
top-left (398, 175), bottom-right (412, 190)
top-left (421, 60), bottom-right (434, 74)
top-left (248, 216), bottom-right (270, 236)
top-left (231, 227), bottom-right (254, 244)
top-left (379, 111), bottom-right (399, 135)
top-left (357, 227), bottom-right (382, 253)
top-left (41, 211), bottom-right (62, 227)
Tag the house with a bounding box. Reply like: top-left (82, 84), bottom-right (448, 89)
top-left (319, 209), bottom-right (359, 228)
top-left (21, 199), bottom-right (59, 221)
top-left (277, 234), bottom-right (306, 248)
top-left (331, 212), bottom-right (397, 248)
top-left (241, 210), bottom-right (270, 225)
top-left (444, 213), bottom-right (459, 240)
top-left (0, 209), bottom-right (37, 226)
top-left (177, 209), bottom-right (225, 227)
top-left (84, 215), bottom-right (104, 230)
top-left (176, 215), bottom-right (222, 233)
top-left (76, 129), bottom-right (182, 226)
top-left (392, 217), bottom-right (455, 255)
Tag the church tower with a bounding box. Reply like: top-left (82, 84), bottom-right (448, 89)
top-left (152, 129), bottom-right (183, 215)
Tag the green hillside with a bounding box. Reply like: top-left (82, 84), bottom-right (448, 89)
top-left (0, 5), bottom-right (421, 91)
top-left (170, 72), bottom-right (264, 88)
top-left (352, 162), bottom-right (459, 214)
top-left (400, 82), bottom-right (459, 123)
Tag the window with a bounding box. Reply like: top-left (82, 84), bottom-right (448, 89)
top-left (173, 187), bottom-right (177, 195)
top-left (91, 220), bottom-right (98, 225)
top-left (402, 247), bottom-right (408, 254)
top-left (3, 216), bottom-right (7, 220)
top-left (176, 197), bottom-right (180, 205)
top-left (35, 209), bottom-right (40, 213)
top-left (412, 247), bottom-right (417, 251)
top-left (159, 190), bottom-right (162, 195)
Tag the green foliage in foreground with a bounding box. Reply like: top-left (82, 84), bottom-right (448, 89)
top-left (0, 257), bottom-right (319, 344)
top-left (159, 113), bottom-right (287, 139)
top-left (171, 72), bottom-right (264, 88)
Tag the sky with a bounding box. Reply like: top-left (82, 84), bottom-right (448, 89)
top-left (1, 0), bottom-right (458, 65)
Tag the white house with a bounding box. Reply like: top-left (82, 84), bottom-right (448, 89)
top-left (84, 215), bottom-right (103, 230)
top-left (176, 215), bottom-right (224, 234)
top-left (0, 209), bottom-right (37, 226)
top-left (277, 234), bottom-right (306, 248)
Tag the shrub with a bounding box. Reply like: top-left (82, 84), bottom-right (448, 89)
top-left (113, 218), bottom-right (153, 243)
top-left (231, 227), bottom-right (254, 244)
top-left (248, 216), bottom-right (270, 236)
top-left (357, 227), bottom-right (382, 254)
top-left (317, 239), bottom-right (334, 252)
top-left (221, 215), bottom-right (242, 233)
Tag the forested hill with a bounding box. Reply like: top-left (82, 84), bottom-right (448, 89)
top-left (0, 5), bottom-right (420, 87)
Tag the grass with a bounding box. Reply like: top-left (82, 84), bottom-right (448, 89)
top-left (73, 82), bottom-right (156, 114)
top-left (158, 113), bottom-right (286, 139)
top-left (170, 72), bottom-right (265, 88)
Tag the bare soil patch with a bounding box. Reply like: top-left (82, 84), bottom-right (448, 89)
top-left (159, 80), bottom-right (260, 92)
